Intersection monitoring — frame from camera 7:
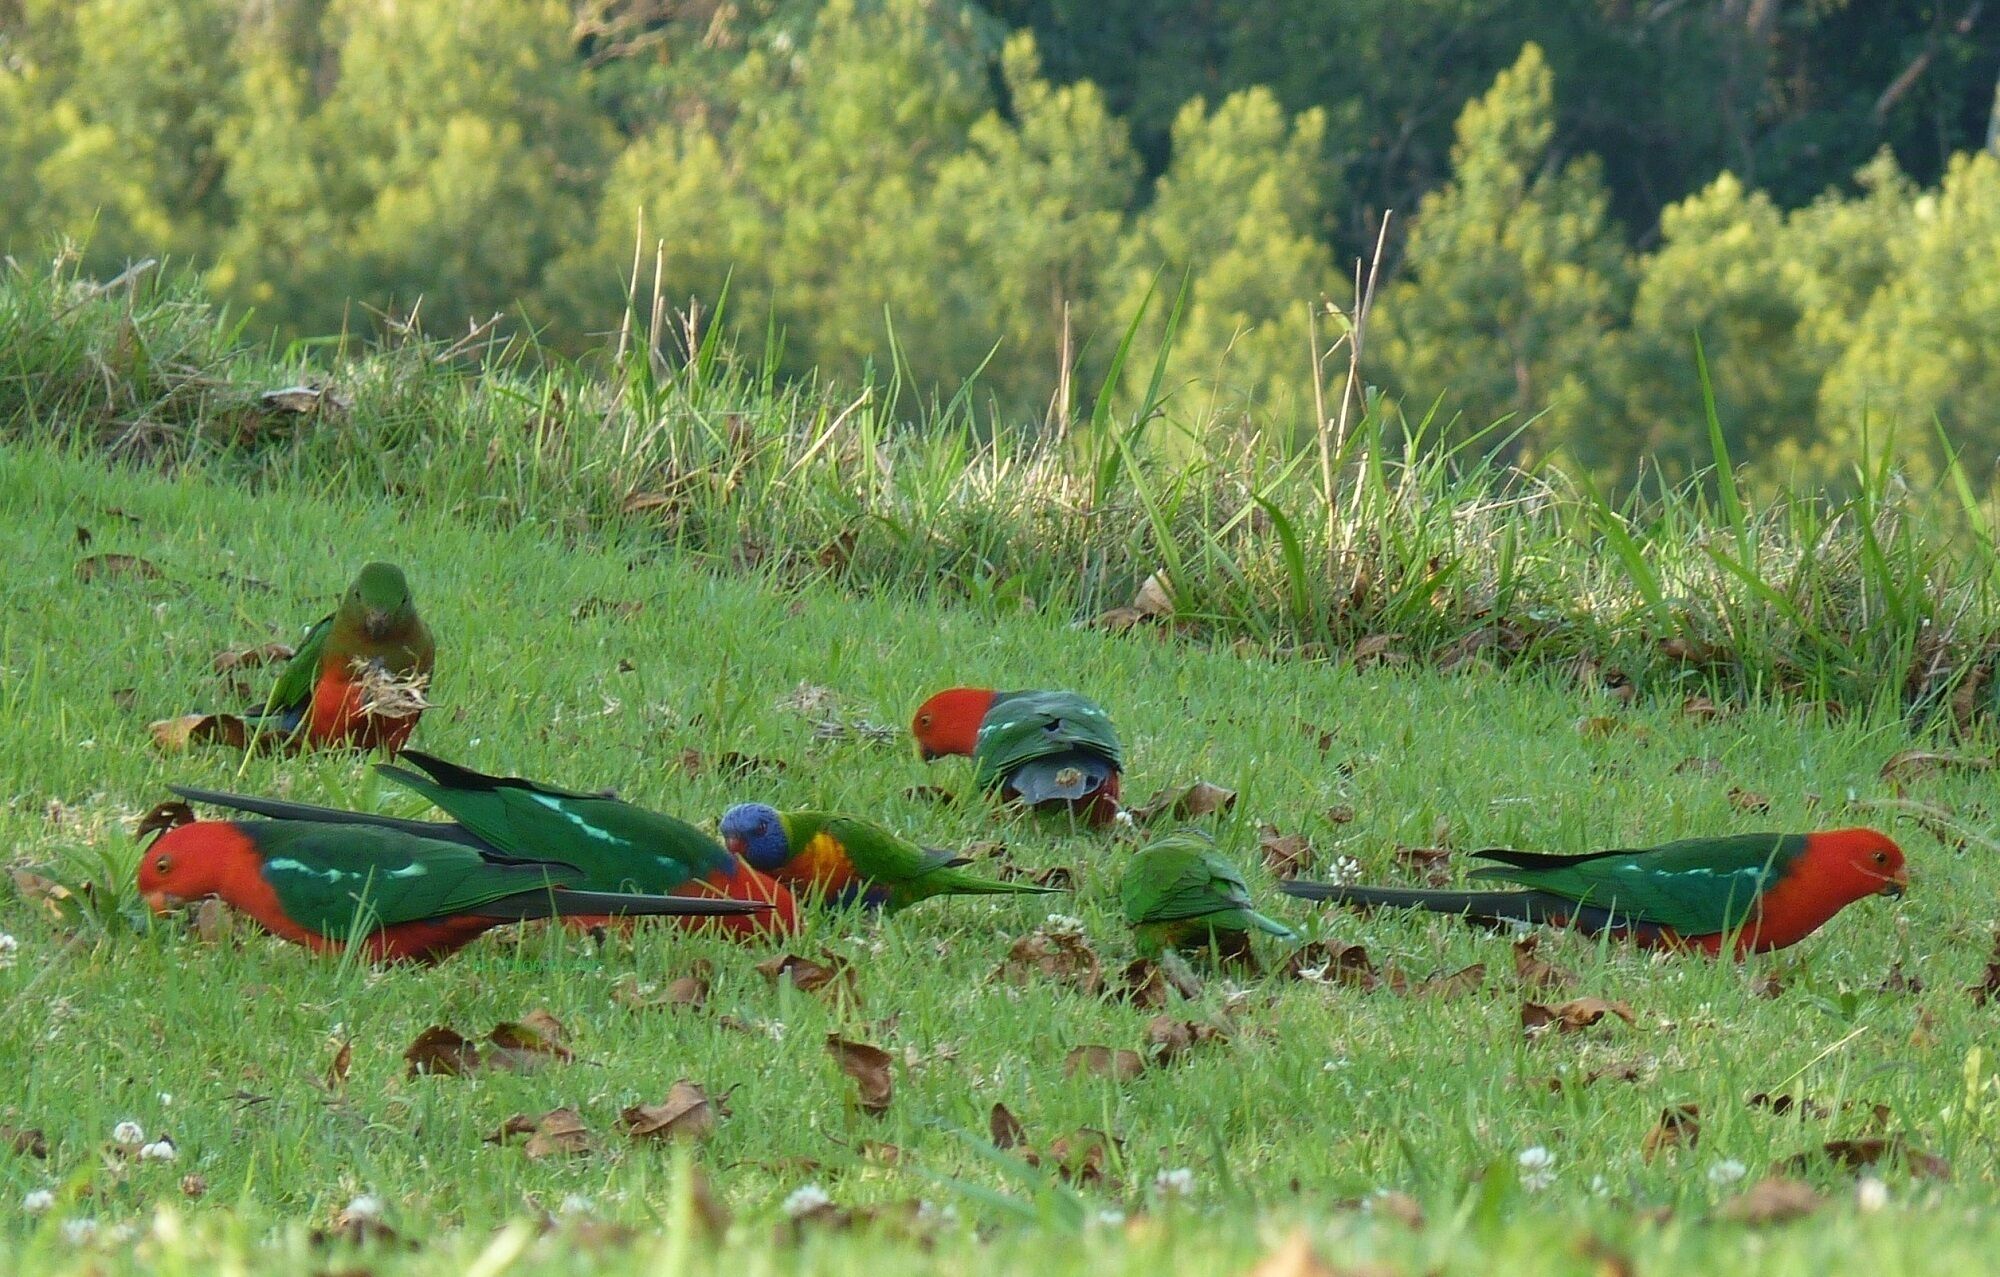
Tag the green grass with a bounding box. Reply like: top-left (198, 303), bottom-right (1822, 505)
top-left (3, 443), bottom-right (1999, 1274)
top-left (7, 256), bottom-right (2000, 726)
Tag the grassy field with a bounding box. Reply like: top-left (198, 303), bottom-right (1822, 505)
top-left (1, 441), bottom-right (1998, 1275)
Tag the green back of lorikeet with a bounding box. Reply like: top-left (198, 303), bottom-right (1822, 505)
top-left (263, 563), bottom-right (434, 715)
top-left (971, 690), bottom-right (1122, 792)
top-left (1470, 832), bottom-right (1810, 935)
top-left (379, 753), bottom-right (732, 895)
top-left (248, 822), bottom-right (582, 935)
top-left (1120, 831), bottom-right (1295, 955)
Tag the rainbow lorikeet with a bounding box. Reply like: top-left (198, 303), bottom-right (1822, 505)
top-left (172, 750), bottom-right (798, 936)
top-left (911, 687), bottom-right (1123, 823)
top-left (246, 562), bottom-right (435, 753)
top-left (1279, 829), bottom-right (1908, 956)
top-left (718, 803), bottom-right (1064, 912)
top-left (1121, 829), bottom-right (1298, 958)
top-left (137, 820), bottom-right (765, 964)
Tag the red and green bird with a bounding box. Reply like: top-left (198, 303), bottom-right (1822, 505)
top-left (137, 820), bottom-right (766, 964)
top-left (1122, 829), bottom-right (1298, 958)
top-left (1279, 828), bottom-right (1908, 956)
top-left (718, 802), bottom-right (1064, 912)
top-left (911, 687), bottom-right (1123, 823)
top-left (246, 562), bottom-right (435, 753)
top-left (173, 750), bottom-right (798, 937)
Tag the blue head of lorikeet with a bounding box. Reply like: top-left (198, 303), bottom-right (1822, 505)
top-left (720, 802), bottom-right (789, 873)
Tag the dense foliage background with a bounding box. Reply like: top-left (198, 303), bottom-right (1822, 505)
top-left (4, 0), bottom-right (1998, 487)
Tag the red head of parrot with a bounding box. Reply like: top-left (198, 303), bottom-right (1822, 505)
top-left (910, 687), bottom-right (996, 761)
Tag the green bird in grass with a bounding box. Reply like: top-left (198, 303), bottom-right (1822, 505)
top-left (1121, 829), bottom-right (1297, 958)
top-left (719, 803), bottom-right (1065, 912)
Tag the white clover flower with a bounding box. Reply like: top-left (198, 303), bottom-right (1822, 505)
top-left (22, 1190), bottom-right (53, 1214)
top-left (111, 1121), bottom-right (144, 1146)
top-left (61, 1218), bottom-right (98, 1244)
top-left (1706, 1159), bottom-right (1746, 1187)
top-left (1113, 810), bottom-right (1135, 828)
top-left (0, 934), bottom-right (18, 967)
top-left (1857, 1177), bottom-right (1889, 1213)
top-left (558, 1194), bottom-right (594, 1216)
top-left (1153, 1167), bottom-right (1196, 1197)
top-left (1041, 914), bottom-right (1086, 936)
top-left (157, 1093), bottom-right (172, 1107)
top-left (783, 1185), bottom-right (832, 1219)
top-left (139, 1139), bottom-right (176, 1162)
top-left (343, 1194), bottom-right (385, 1222)
top-left (1589, 1175), bottom-right (1610, 1197)
top-left (1517, 1146), bottom-right (1555, 1191)
top-left (1329, 856), bottom-right (1363, 886)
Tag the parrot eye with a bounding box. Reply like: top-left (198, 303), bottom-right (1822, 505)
top-left (153, 853), bottom-right (172, 874)
top-left (1871, 851), bottom-right (1888, 865)
top-left (918, 714), bottom-right (932, 729)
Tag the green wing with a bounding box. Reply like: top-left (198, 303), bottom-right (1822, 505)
top-left (250, 823), bottom-right (583, 934)
top-left (1122, 834), bottom-right (1254, 924)
top-left (380, 755), bottom-right (732, 893)
top-left (813, 815), bottom-right (941, 882)
top-left (972, 690), bottom-right (1123, 790)
top-left (1472, 833), bottom-right (1810, 934)
top-left (260, 612), bottom-right (332, 715)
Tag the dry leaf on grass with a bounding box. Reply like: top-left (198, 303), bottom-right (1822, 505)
top-left (148, 713), bottom-right (252, 753)
top-left (989, 1102), bottom-right (1029, 1151)
top-left (826, 1035), bottom-right (894, 1116)
top-left (1064, 1045), bottom-right (1146, 1083)
top-left (1727, 786), bottom-right (1771, 814)
top-left (1257, 824), bottom-right (1315, 878)
top-left (523, 1108), bottom-right (592, 1159)
top-left (995, 923), bottom-right (1103, 996)
top-left (1513, 936), bottom-right (1575, 990)
top-left (76, 554), bottom-right (163, 583)
top-left (1, 1126), bottom-right (47, 1158)
top-left (1522, 997), bottom-right (1635, 1038)
top-left (755, 951), bottom-right (857, 1000)
top-left (1640, 1104), bottom-right (1701, 1162)
top-left (211, 643), bottom-right (295, 673)
top-left (404, 1012), bottom-right (572, 1077)
top-left (1717, 1176), bottom-right (1821, 1225)
top-left (134, 800), bottom-right (196, 838)
top-left (621, 1081), bottom-right (725, 1141)
top-left (1128, 780), bottom-right (1237, 823)
top-left (1880, 749), bottom-right (1993, 788)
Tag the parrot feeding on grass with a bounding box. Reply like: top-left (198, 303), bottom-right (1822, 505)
top-left (911, 687), bottom-right (1123, 823)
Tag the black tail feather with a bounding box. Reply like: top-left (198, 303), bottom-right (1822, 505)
top-left (473, 889), bottom-right (767, 921)
top-left (383, 749), bottom-right (500, 791)
top-left (167, 785), bottom-right (534, 856)
top-left (1277, 879), bottom-right (1675, 943)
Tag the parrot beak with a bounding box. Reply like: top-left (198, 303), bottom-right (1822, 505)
top-left (917, 745), bottom-right (941, 762)
top-left (1878, 868), bottom-right (1909, 898)
top-left (362, 608), bottom-right (394, 639)
top-left (724, 835), bottom-right (749, 861)
top-left (143, 890), bottom-right (179, 914)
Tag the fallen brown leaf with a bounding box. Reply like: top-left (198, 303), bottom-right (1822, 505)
top-left (1047, 1128), bottom-right (1120, 1187)
top-left (1640, 1104), bottom-right (1701, 1162)
top-left (179, 1174), bottom-right (207, 1199)
top-left (323, 1039), bottom-right (352, 1093)
top-left (1091, 606), bottom-right (1149, 633)
top-left (901, 784), bottom-right (957, 805)
top-left (524, 1107), bottom-right (592, 1159)
top-left (148, 713), bottom-right (252, 753)
top-left (135, 800), bottom-right (196, 839)
top-left (1394, 846), bottom-right (1453, 886)
top-left (1793, 1136), bottom-right (1950, 1180)
top-left (755, 951), bottom-right (858, 1000)
top-left (1679, 694), bottom-right (1725, 722)
top-left (1282, 940), bottom-right (1385, 991)
top-left (1257, 824), bottom-right (1315, 879)
top-left (404, 1026), bottom-right (483, 1077)
top-left (1522, 997), bottom-right (1636, 1038)
top-left (1132, 571), bottom-right (1174, 618)
top-left (1746, 1093), bottom-right (1832, 1121)
top-left (1874, 963), bottom-right (1923, 995)
top-left (1513, 936), bottom-right (1574, 991)
top-left (487, 1011), bottom-right (573, 1068)
top-left (1325, 804), bottom-right (1357, 825)
top-left (1409, 963), bottom-right (1486, 999)
top-left (826, 1035), bottom-right (895, 1116)
top-left (1, 1126), bottom-right (47, 1158)
top-left (211, 642), bottom-right (295, 673)
top-left (1717, 1176), bottom-right (1821, 1225)
top-left (995, 924), bottom-right (1103, 996)
top-left (1111, 956), bottom-right (1202, 1008)
top-left (76, 554), bottom-right (163, 583)
top-left (989, 1103), bottom-right (1029, 1152)
top-left (1129, 780), bottom-right (1237, 823)
top-left (1727, 786), bottom-right (1771, 814)
top-left (1143, 1015), bottom-right (1227, 1065)
top-left (621, 1080), bottom-right (723, 1141)
top-left (1064, 1045), bottom-right (1146, 1083)
top-left (191, 897), bottom-right (241, 945)
top-left (1968, 930), bottom-right (2000, 1005)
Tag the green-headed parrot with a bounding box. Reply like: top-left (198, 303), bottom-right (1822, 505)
top-left (1122, 829), bottom-right (1298, 958)
top-left (1279, 828), bottom-right (1908, 955)
top-left (246, 562), bottom-right (435, 753)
